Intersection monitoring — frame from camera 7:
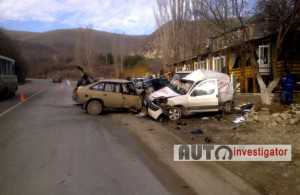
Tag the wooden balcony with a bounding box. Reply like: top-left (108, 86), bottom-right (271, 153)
top-left (230, 66), bottom-right (254, 78)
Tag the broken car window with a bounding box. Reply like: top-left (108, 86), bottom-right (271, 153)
top-left (169, 79), bottom-right (193, 95)
top-left (104, 83), bottom-right (115, 92)
top-left (191, 80), bottom-right (216, 97)
top-left (122, 83), bottom-right (136, 95)
top-left (115, 84), bottom-right (121, 93)
top-left (91, 82), bottom-right (105, 91)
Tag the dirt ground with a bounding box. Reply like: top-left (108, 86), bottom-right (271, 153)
top-left (157, 111), bottom-right (300, 195)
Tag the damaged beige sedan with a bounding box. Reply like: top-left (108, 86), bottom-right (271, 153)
top-left (76, 79), bottom-right (142, 115)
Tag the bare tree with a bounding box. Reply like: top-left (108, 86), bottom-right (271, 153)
top-left (256, 0), bottom-right (300, 76)
top-left (155, 0), bottom-right (205, 65)
top-left (74, 25), bottom-right (96, 73)
top-left (112, 35), bottom-right (126, 78)
top-left (192, 0), bottom-right (287, 105)
top-left (192, 0), bottom-right (245, 33)
top-left (253, 0), bottom-right (300, 104)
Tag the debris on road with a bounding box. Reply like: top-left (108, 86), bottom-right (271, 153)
top-left (291, 104), bottom-right (300, 115)
top-left (214, 114), bottom-right (223, 121)
top-left (201, 117), bottom-right (210, 120)
top-left (233, 116), bottom-right (246, 124)
top-left (234, 102), bottom-right (254, 111)
top-left (244, 106), bottom-right (300, 127)
top-left (190, 128), bottom-right (204, 135)
top-left (204, 137), bottom-right (212, 143)
top-left (136, 112), bottom-right (147, 118)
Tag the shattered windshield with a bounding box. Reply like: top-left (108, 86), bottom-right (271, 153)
top-left (169, 79), bottom-right (194, 95)
top-left (171, 73), bottom-right (190, 83)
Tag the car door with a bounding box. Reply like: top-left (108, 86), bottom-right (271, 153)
top-left (187, 79), bottom-right (219, 112)
top-left (121, 83), bottom-right (142, 109)
top-left (87, 82), bottom-right (105, 101)
top-left (102, 82), bottom-right (123, 108)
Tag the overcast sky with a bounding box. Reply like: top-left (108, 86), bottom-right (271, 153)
top-left (0, 0), bottom-right (157, 35)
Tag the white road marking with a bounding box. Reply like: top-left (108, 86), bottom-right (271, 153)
top-left (0, 89), bottom-right (45, 117)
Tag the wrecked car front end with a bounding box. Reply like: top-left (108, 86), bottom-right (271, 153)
top-left (146, 85), bottom-right (183, 120)
top-left (147, 97), bottom-right (169, 120)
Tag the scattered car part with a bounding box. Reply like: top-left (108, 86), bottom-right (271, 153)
top-left (52, 76), bottom-right (63, 83)
top-left (190, 128), bottom-right (204, 135)
top-left (204, 137), bottom-right (212, 143)
top-left (233, 116), bottom-right (246, 124)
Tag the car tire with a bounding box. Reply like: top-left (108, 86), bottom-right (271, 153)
top-left (168, 107), bottom-right (183, 121)
top-left (158, 115), bottom-right (166, 123)
top-left (86, 100), bottom-right (103, 115)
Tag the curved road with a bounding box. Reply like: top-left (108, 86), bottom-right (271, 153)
top-left (0, 80), bottom-right (185, 195)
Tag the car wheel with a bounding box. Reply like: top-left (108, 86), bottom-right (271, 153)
top-left (168, 107), bottom-right (182, 121)
top-left (86, 100), bottom-right (103, 115)
top-left (158, 115), bottom-right (166, 123)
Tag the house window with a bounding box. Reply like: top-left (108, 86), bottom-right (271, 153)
top-left (233, 55), bottom-right (241, 69)
top-left (194, 62), bottom-right (199, 70)
top-left (213, 56), bottom-right (226, 73)
top-left (207, 59), bottom-right (213, 70)
top-left (258, 45), bottom-right (271, 75)
top-left (199, 60), bottom-right (206, 69)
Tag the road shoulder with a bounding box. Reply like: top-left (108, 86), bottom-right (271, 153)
top-left (112, 113), bottom-right (261, 195)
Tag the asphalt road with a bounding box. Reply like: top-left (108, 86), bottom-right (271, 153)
top-left (0, 79), bottom-right (47, 114)
top-left (0, 80), bottom-right (180, 195)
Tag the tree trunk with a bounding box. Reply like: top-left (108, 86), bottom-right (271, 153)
top-left (256, 72), bottom-right (280, 105)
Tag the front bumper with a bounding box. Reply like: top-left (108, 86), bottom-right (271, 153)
top-left (147, 100), bottom-right (164, 120)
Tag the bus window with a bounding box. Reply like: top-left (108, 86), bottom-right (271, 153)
top-left (0, 55), bottom-right (18, 95)
top-left (4, 63), bottom-right (8, 74)
top-left (8, 63), bottom-right (12, 74)
top-left (2, 63), bottom-right (6, 74)
top-left (0, 60), bottom-right (3, 74)
top-left (12, 64), bottom-right (15, 74)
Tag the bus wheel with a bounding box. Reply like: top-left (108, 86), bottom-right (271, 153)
top-left (9, 91), bottom-right (16, 97)
top-left (1, 88), bottom-right (9, 99)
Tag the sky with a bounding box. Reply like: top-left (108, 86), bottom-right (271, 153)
top-left (0, 0), bottom-right (157, 35)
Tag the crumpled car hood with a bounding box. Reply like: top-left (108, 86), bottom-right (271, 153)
top-left (149, 86), bottom-right (180, 101)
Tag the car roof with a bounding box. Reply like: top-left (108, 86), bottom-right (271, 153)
top-left (175, 71), bottom-right (193, 74)
top-left (98, 79), bottom-right (130, 83)
top-left (182, 69), bottom-right (230, 82)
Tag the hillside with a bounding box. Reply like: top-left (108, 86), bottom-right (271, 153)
top-left (3, 22), bottom-right (211, 77)
top-left (3, 29), bottom-right (151, 76)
